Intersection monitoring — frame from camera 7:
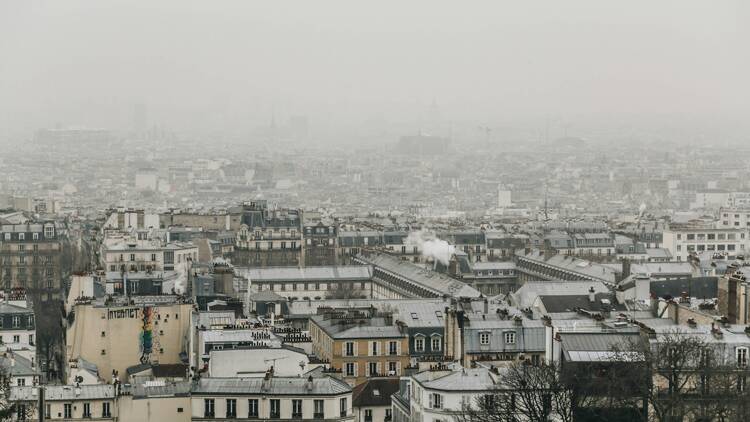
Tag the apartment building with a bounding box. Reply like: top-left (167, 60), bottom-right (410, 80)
top-left (233, 201), bottom-right (303, 267)
top-left (66, 296), bottom-right (192, 378)
top-left (100, 238), bottom-right (198, 273)
top-left (190, 374), bottom-right (354, 421)
top-left (662, 227), bottom-right (748, 262)
top-left (0, 222), bottom-right (62, 301)
top-left (309, 310), bottom-right (409, 386)
top-left (9, 384), bottom-right (116, 421)
top-left (391, 367), bottom-right (500, 422)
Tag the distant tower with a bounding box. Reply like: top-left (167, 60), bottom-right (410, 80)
top-left (497, 185), bottom-right (512, 208)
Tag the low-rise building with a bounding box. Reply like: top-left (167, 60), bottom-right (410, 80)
top-left (190, 374), bottom-right (354, 421)
top-left (309, 310), bottom-right (409, 386)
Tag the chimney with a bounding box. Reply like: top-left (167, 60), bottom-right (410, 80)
top-left (306, 375), bottom-right (313, 391)
top-left (262, 370), bottom-right (272, 391)
top-left (588, 287), bottom-right (596, 303)
top-left (622, 258), bottom-right (631, 279)
top-left (483, 298), bottom-right (489, 314)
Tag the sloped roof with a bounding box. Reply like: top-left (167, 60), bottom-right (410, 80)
top-left (192, 375), bottom-right (351, 396)
top-left (353, 379), bottom-right (400, 407)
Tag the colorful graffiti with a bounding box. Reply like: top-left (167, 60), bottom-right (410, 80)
top-left (140, 307), bottom-right (154, 364)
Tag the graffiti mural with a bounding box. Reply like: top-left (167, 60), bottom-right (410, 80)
top-left (140, 307), bottom-right (154, 364)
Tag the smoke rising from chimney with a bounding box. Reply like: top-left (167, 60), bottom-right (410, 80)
top-left (406, 230), bottom-right (455, 266)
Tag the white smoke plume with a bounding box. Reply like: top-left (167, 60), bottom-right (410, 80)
top-left (406, 230), bottom-right (455, 266)
top-left (638, 203), bottom-right (647, 218)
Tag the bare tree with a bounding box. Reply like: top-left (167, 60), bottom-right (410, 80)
top-left (454, 361), bottom-right (587, 422)
top-left (613, 329), bottom-right (750, 422)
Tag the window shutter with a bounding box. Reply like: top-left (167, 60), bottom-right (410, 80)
top-left (429, 393), bottom-right (433, 408)
top-left (397, 340), bottom-right (401, 355)
top-left (354, 342), bottom-right (358, 357)
top-left (354, 362), bottom-right (359, 377)
top-left (377, 341), bottom-right (381, 356)
top-left (341, 342), bottom-right (346, 356)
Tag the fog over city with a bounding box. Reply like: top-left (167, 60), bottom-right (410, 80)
top-left (1, 1), bottom-right (749, 144)
top-left (3, 2), bottom-right (750, 422)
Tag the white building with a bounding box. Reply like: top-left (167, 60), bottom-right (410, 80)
top-left (497, 187), bottom-right (512, 208)
top-left (391, 366), bottom-right (500, 422)
top-left (190, 375), bottom-right (354, 420)
top-left (720, 207), bottom-right (750, 229)
top-left (662, 227), bottom-right (748, 262)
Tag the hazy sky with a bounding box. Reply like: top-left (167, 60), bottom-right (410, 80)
top-left (1, 0), bottom-right (748, 139)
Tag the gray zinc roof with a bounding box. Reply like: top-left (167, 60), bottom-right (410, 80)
top-left (192, 376), bottom-right (351, 396)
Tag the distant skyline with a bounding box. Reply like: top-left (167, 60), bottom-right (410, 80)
top-left (1, 0), bottom-right (748, 142)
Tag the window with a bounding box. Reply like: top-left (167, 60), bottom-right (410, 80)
top-left (17, 378), bottom-right (25, 386)
top-left (738, 347), bottom-right (748, 368)
top-left (504, 331), bottom-right (516, 344)
top-left (432, 336), bottom-right (441, 351)
top-left (415, 337), bottom-right (425, 352)
top-left (13, 335), bottom-right (20, 343)
top-left (345, 342), bottom-right (355, 357)
top-left (386, 409), bottom-right (392, 420)
top-left (64, 404), bottom-right (72, 418)
top-left (389, 361), bottom-right (398, 375)
top-left (102, 402), bottom-right (111, 418)
top-left (292, 399), bottom-right (303, 418)
top-left (18, 233), bottom-right (24, 241)
top-left (340, 398), bottom-right (348, 417)
top-left (371, 341), bottom-right (379, 356)
top-left (151, 253), bottom-right (157, 261)
top-left (248, 399), bottom-right (259, 418)
top-left (16, 404), bottom-right (26, 421)
top-left (430, 393), bottom-right (443, 409)
top-left (204, 399), bottom-right (215, 418)
top-left (479, 332), bottom-right (490, 345)
top-left (226, 399), bottom-right (236, 418)
top-left (369, 362), bottom-right (378, 376)
top-left (314, 399), bottom-right (325, 419)
top-left (365, 409), bottom-right (373, 422)
top-left (32, 233), bottom-right (38, 240)
top-left (389, 341), bottom-right (398, 355)
top-left (346, 362), bottom-right (355, 376)
top-left (12, 316), bottom-right (20, 328)
top-left (83, 403), bottom-right (91, 418)
top-left (45, 226), bottom-right (54, 238)
top-left (270, 399), bottom-right (280, 419)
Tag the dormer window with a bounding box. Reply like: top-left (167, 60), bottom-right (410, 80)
top-left (18, 233), bottom-right (24, 241)
top-left (479, 332), bottom-right (491, 345)
top-left (504, 331), bottom-right (516, 344)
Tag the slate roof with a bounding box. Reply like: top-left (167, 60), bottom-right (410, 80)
top-left (125, 381), bottom-right (192, 398)
top-left (538, 293), bottom-right (626, 314)
top-left (192, 375), bottom-right (351, 396)
top-left (0, 354), bottom-right (39, 377)
top-left (464, 319), bottom-right (546, 353)
top-left (356, 253), bottom-right (480, 298)
top-left (238, 266), bottom-right (372, 282)
top-left (310, 316), bottom-right (405, 339)
top-left (412, 368), bottom-right (498, 392)
top-left (0, 302), bottom-right (33, 315)
top-left (352, 379), bottom-right (400, 407)
top-left (10, 385), bottom-right (115, 401)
